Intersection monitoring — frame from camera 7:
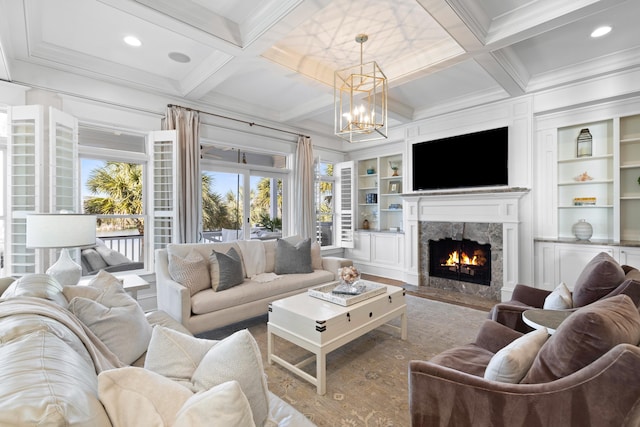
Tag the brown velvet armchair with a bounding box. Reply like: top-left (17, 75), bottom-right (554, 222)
top-left (409, 295), bottom-right (640, 427)
top-left (488, 252), bottom-right (640, 333)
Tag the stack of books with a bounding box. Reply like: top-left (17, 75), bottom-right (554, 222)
top-left (573, 197), bottom-right (596, 206)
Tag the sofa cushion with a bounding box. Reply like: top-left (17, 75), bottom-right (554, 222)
top-left (98, 367), bottom-right (255, 427)
top-left (484, 327), bottom-right (549, 383)
top-left (190, 270), bottom-right (334, 315)
top-left (275, 238), bottom-right (313, 274)
top-left (311, 241), bottom-right (323, 270)
top-left (237, 240), bottom-right (266, 278)
top-left (95, 245), bottom-right (132, 266)
top-left (144, 326), bottom-right (270, 427)
top-left (167, 242), bottom-right (246, 278)
top-left (543, 282), bottom-right (573, 310)
top-left (66, 270), bottom-right (152, 365)
top-left (168, 249), bottom-right (211, 296)
top-left (3, 274), bottom-right (68, 308)
top-left (82, 248), bottom-right (109, 272)
top-left (522, 294), bottom-right (640, 384)
top-left (210, 247), bottom-right (244, 292)
top-left (571, 252), bottom-right (625, 307)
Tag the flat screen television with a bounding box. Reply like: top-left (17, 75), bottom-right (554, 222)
top-left (412, 127), bottom-right (508, 191)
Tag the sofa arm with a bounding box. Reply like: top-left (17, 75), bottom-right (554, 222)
top-left (154, 249), bottom-right (191, 327)
top-left (488, 302), bottom-right (535, 333)
top-left (511, 283), bottom-right (551, 307)
top-left (321, 256), bottom-right (353, 280)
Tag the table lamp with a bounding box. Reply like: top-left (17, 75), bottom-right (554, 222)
top-left (26, 213), bottom-right (97, 286)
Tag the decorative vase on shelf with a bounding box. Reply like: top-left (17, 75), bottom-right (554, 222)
top-left (576, 128), bottom-right (592, 158)
top-left (572, 219), bottom-right (593, 241)
top-left (362, 218), bottom-right (370, 229)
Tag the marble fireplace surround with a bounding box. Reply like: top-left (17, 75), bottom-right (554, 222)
top-left (403, 188), bottom-right (529, 301)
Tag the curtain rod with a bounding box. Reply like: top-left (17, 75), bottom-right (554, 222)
top-left (167, 104), bottom-right (310, 139)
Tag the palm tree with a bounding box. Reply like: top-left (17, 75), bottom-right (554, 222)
top-left (201, 174), bottom-right (234, 230)
top-left (84, 162), bottom-right (144, 233)
top-left (84, 163), bottom-right (229, 234)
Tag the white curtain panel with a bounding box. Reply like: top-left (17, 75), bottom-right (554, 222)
top-left (162, 106), bottom-right (202, 243)
top-left (294, 136), bottom-right (315, 239)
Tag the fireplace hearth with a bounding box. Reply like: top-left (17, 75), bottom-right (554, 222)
top-left (429, 238), bottom-right (491, 285)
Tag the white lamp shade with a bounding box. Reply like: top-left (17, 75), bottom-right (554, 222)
top-left (26, 214), bottom-right (97, 249)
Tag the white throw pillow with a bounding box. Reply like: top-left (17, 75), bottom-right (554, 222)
top-left (144, 325), bottom-right (217, 390)
top-left (98, 366), bottom-right (193, 426)
top-left (311, 241), bottom-right (323, 270)
top-left (168, 249), bottom-right (211, 296)
top-left (543, 282), bottom-right (573, 310)
top-left (191, 329), bottom-right (270, 427)
top-left (484, 327), bottom-right (549, 383)
top-left (66, 270), bottom-right (151, 364)
top-left (174, 380), bottom-right (256, 427)
top-left (98, 367), bottom-right (256, 427)
top-left (145, 327), bottom-right (270, 427)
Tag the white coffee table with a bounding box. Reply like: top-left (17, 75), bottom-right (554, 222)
top-left (522, 308), bottom-right (573, 334)
top-left (267, 282), bottom-right (407, 395)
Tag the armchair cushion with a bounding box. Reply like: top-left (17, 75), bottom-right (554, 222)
top-left (543, 282), bottom-right (572, 309)
top-left (484, 328), bottom-right (549, 383)
top-left (571, 252), bottom-right (626, 307)
top-left (522, 294), bottom-right (640, 383)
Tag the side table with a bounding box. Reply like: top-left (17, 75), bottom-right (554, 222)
top-left (522, 309), bottom-right (573, 334)
top-left (78, 273), bottom-right (150, 300)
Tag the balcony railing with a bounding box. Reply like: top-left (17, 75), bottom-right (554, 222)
top-left (98, 234), bottom-right (143, 262)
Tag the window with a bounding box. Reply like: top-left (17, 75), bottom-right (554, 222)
top-left (316, 160), bottom-right (335, 247)
top-left (79, 128), bottom-right (147, 274)
top-left (201, 145), bottom-right (287, 241)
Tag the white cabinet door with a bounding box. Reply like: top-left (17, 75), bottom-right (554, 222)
top-left (371, 232), bottom-right (402, 266)
top-left (346, 231), bottom-right (370, 262)
top-left (619, 247), bottom-right (640, 268)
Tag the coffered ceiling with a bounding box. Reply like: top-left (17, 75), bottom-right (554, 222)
top-left (0, 0), bottom-right (638, 141)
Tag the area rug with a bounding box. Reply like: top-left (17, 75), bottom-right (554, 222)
top-left (198, 295), bottom-right (489, 426)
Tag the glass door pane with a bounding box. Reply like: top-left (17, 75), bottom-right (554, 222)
top-left (202, 170), bottom-right (243, 242)
top-left (249, 173), bottom-right (282, 240)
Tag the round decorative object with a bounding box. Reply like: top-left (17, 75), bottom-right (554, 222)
top-left (362, 218), bottom-right (370, 229)
top-left (338, 265), bottom-right (361, 285)
top-left (572, 219), bottom-right (593, 241)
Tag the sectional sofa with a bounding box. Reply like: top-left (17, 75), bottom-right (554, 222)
top-left (155, 236), bottom-right (352, 334)
top-left (0, 272), bottom-right (315, 426)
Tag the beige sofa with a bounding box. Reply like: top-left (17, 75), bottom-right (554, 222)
top-left (155, 237), bottom-right (352, 335)
top-left (0, 273), bottom-right (315, 426)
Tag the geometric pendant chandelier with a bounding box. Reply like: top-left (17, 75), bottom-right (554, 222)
top-left (334, 34), bottom-right (388, 143)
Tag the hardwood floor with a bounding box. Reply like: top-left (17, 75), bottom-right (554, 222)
top-left (362, 273), bottom-right (496, 312)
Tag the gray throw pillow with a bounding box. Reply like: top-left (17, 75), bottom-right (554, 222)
top-left (211, 247), bottom-right (244, 292)
top-left (274, 238), bottom-right (313, 274)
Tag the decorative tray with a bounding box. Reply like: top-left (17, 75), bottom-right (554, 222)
top-left (308, 281), bottom-right (387, 306)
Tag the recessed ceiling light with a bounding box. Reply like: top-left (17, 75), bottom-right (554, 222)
top-left (123, 36), bottom-right (142, 47)
top-left (591, 26), bottom-right (612, 38)
top-left (168, 52), bottom-right (191, 63)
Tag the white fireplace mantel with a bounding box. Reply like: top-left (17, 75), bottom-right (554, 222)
top-left (401, 188), bottom-right (530, 301)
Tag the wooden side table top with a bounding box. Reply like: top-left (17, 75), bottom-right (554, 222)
top-left (522, 308), bottom-right (574, 334)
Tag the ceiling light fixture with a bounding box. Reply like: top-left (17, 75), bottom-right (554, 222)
top-left (334, 34), bottom-right (387, 143)
top-left (168, 52), bottom-right (191, 63)
top-left (591, 26), bottom-right (612, 38)
top-left (123, 35), bottom-right (142, 47)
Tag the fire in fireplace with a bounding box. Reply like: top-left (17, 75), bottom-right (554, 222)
top-left (429, 238), bottom-right (491, 286)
